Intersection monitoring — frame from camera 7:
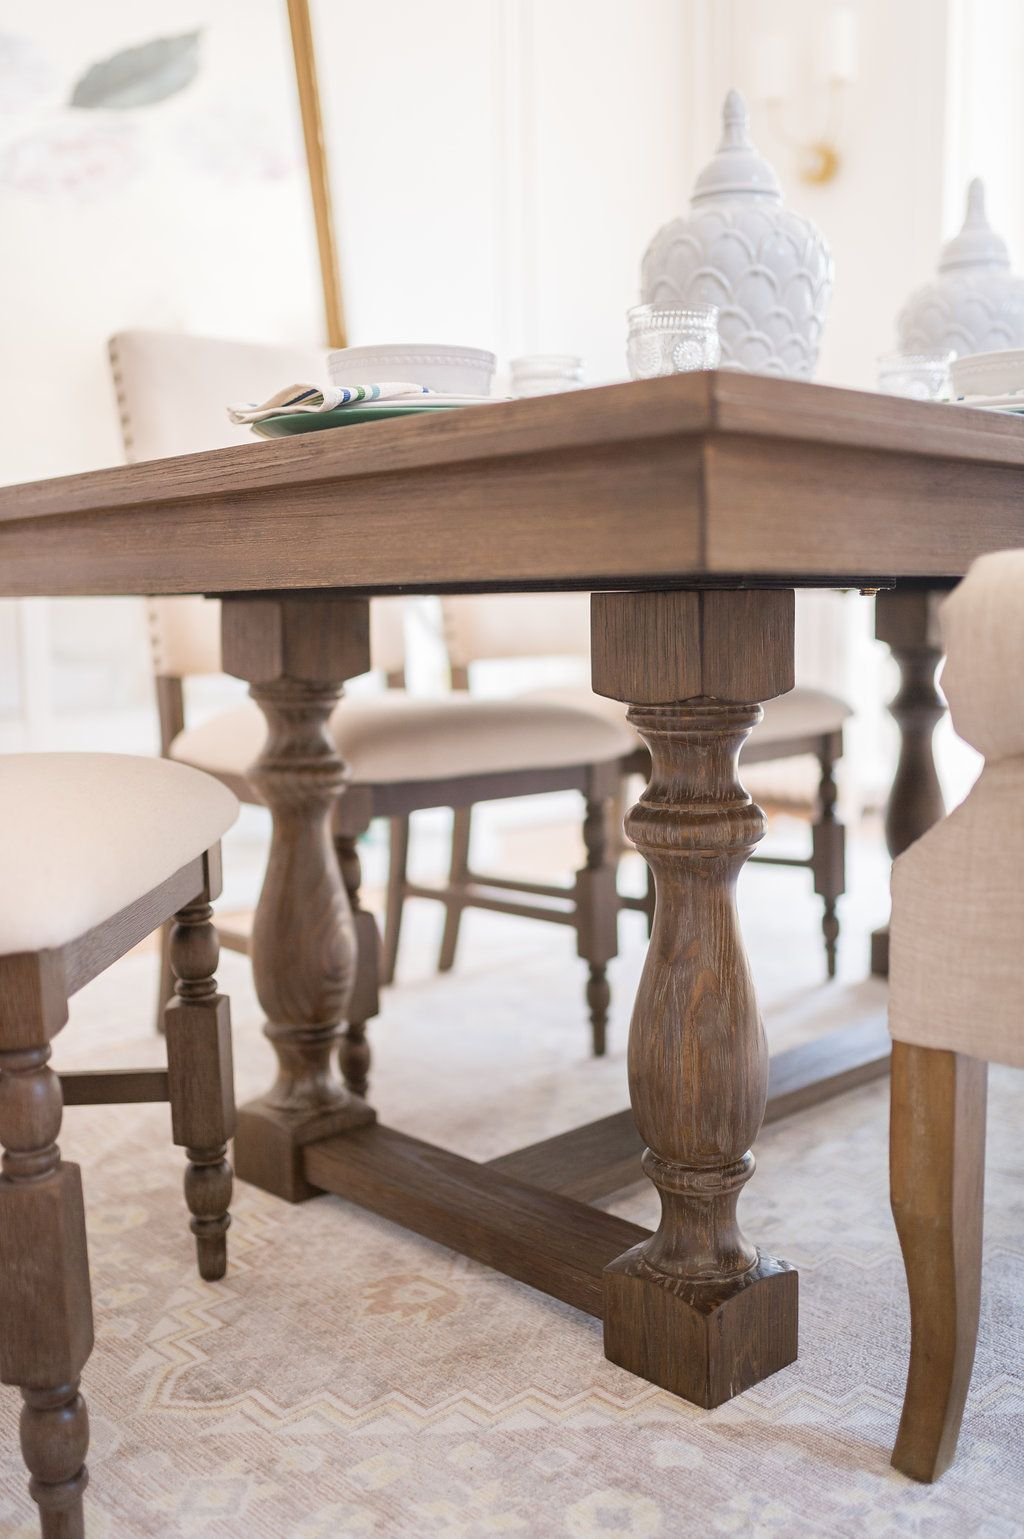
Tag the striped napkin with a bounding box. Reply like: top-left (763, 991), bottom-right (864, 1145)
top-left (228, 381), bottom-right (434, 424)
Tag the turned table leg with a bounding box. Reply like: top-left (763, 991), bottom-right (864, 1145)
top-left (591, 589), bottom-right (799, 1407)
top-left (872, 589), bottom-right (946, 977)
top-left (221, 596), bottom-right (376, 1201)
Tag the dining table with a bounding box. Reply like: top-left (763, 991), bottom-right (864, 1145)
top-left (1, 369), bottom-right (1018, 1410)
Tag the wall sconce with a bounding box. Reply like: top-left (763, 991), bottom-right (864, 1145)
top-left (755, 5), bottom-right (858, 186)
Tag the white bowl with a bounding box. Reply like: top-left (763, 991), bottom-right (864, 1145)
top-left (327, 343), bottom-right (496, 397)
top-left (950, 348), bottom-right (1024, 398)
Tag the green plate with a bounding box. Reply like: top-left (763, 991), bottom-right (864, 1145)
top-left (251, 402), bottom-right (461, 438)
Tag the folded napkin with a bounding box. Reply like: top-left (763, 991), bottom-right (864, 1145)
top-left (228, 381), bottom-right (434, 424)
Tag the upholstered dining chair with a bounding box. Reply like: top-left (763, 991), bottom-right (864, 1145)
top-left (888, 550), bottom-right (1024, 1482)
top-left (109, 330), bottom-right (637, 1072)
top-left (382, 592), bottom-right (850, 987)
top-left (0, 751), bottom-right (238, 1538)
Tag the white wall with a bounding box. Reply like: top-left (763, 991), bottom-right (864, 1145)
top-left (0, 0), bottom-right (1001, 812)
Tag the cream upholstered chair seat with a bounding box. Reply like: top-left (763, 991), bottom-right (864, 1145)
top-left (0, 753), bottom-right (238, 953)
top-left (886, 550), bottom-right (1024, 1485)
top-left (169, 691), bottom-right (637, 786)
top-left (522, 682), bottom-right (851, 749)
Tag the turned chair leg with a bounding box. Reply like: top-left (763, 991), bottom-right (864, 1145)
top-left (335, 832), bottom-right (380, 1100)
top-left (380, 814), bottom-right (410, 987)
top-left (438, 804), bottom-right (473, 973)
top-left (575, 782), bottom-right (619, 1058)
top-left (164, 889), bottom-right (235, 1282)
top-left (811, 735), bottom-right (845, 979)
top-left (890, 1040), bottom-right (988, 1482)
top-left (153, 918), bottom-right (174, 1034)
top-left (0, 1036), bottom-right (93, 1539)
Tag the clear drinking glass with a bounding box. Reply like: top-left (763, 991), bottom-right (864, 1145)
top-left (876, 352), bottom-right (954, 401)
top-left (627, 304), bottom-right (720, 379)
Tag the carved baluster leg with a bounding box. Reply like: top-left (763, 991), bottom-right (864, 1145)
top-left (334, 830), bottom-right (380, 1098)
top-left (575, 768), bottom-right (620, 1058)
top-left (592, 589), bottom-right (799, 1407)
top-left (890, 1041), bottom-right (987, 1482)
top-left (164, 847), bottom-right (235, 1281)
top-left (221, 596), bottom-right (375, 1202)
top-left (0, 973), bottom-right (93, 1539)
top-left (811, 734), bottom-right (845, 979)
top-left (872, 589), bottom-right (946, 976)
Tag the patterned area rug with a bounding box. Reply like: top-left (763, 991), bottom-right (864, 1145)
top-left (1, 833), bottom-right (1021, 1538)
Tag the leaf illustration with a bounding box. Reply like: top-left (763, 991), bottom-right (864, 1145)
top-left (70, 32), bottom-right (200, 110)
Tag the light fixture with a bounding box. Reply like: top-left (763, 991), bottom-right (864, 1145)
top-left (755, 4), bottom-right (858, 187)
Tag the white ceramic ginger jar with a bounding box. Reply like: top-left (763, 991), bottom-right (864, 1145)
top-left (641, 89), bottom-right (833, 380)
top-left (898, 178), bottom-right (1024, 357)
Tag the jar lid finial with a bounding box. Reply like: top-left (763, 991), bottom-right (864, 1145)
top-left (691, 90), bottom-right (783, 204)
top-left (939, 177), bottom-right (1010, 271)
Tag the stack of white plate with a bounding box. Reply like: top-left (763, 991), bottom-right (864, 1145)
top-left (327, 343), bottom-right (497, 404)
top-left (950, 348), bottom-right (1024, 411)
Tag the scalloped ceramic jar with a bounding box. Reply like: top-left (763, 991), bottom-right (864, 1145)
top-left (641, 90), bottom-right (833, 381)
top-left (898, 179), bottom-right (1024, 357)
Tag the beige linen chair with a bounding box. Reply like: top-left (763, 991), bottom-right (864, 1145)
top-left (384, 592), bottom-right (850, 984)
top-left (0, 752), bottom-right (238, 1538)
top-left (109, 330), bottom-right (637, 1072)
top-left (888, 551), bottom-right (1024, 1482)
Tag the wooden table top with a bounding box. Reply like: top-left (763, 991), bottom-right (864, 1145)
top-left (2, 372), bottom-right (1023, 598)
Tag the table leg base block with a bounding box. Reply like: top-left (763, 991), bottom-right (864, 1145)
top-left (234, 1095), bottom-right (376, 1202)
top-left (602, 1248), bottom-right (798, 1408)
top-left (871, 925), bottom-right (890, 978)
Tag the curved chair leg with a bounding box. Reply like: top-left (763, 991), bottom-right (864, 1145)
top-left (0, 1034), bottom-right (93, 1539)
top-left (890, 1041), bottom-right (988, 1482)
top-left (438, 804), bottom-right (473, 973)
top-left (154, 918), bottom-right (174, 1034)
top-left (575, 786), bottom-right (619, 1058)
top-left (380, 815), bottom-right (409, 988)
top-left (811, 736), bottom-right (845, 979)
top-left (335, 833), bottom-right (380, 1100)
top-left (165, 885), bottom-right (235, 1282)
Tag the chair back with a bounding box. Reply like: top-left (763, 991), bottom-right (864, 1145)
top-left (109, 330), bottom-right (408, 681)
top-left (440, 593), bottom-right (591, 673)
top-left (889, 549), bottom-right (1024, 1069)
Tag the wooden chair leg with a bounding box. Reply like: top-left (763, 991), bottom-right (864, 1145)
top-left (575, 787), bottom-right (619, 1058)
top-left (890, 1040), bottom-right (988, 1482)
top-left (335, 833), bottom-right (379, 1100)
top-left (380, 814), bottom-right (409, 988)
top-left (0, 1035), bottom-right (93, 1539)
top-left (164, 887), bottom-right (235, 1282)
top-left (438, 804), bottom-right (473, 973)
top-left (154, 917), bottom-right (174, 1034)
top-left (811, 738), bottom-right (845, 979)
